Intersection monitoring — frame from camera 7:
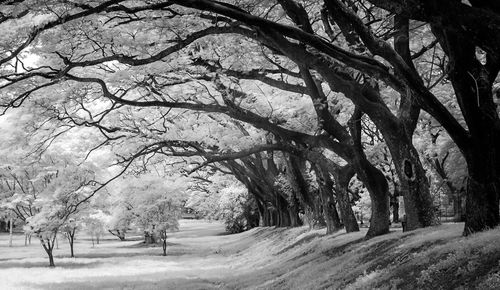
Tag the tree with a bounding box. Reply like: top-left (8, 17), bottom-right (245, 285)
top-left (189, 176), bottom-right (259, 233)
top-left (1, 0), bottom-right (497, 237)
top-left (0, 154), bottom-right (98, 266)
top-left (134, 184), bottom-right (182, 255)
top-left (321, 0), bottom-right (500, 234)
top-left (0, 0), bottom-right (378, 233)
top-left (84, 211), bottom-right (107, 247)
top-left (111, 172), bottom-right (184, 251)
top-left (151, 202), bottom-right (180, 256)
top-left (166, 0), bottom-right (500, 233)
top-left (416, 122), bottom-right (468, 221)
top-left (107, 204), bottom-right (133, 241)
top-left (61, 218), bottom-right (78, 258)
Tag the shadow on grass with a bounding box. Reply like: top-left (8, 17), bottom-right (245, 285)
top-left (323, 236), bottom-right (366, 258)
top-left (77, 237), bottom-right (141, 242)
top-left (276, 231), bottom-right (324, 255)
top-left (31, 277), bottom-right (224, 290)
top-left (0, 243), bottom-right (195, 268)
top-left (169, 230), bottom-right (227, 239)
top-left (122, 241), bottom-right (179, 248)
top-left (215, 231), bottom-right (232, 236)
top-left (0, 246), bottom-right (192, 269)
top-left (0, 259), bottom-right (106, 269)
top-left (55, 248), bottom-right (191, 260)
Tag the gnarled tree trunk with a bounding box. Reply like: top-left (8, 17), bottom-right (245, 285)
top-left (431, 23), bottom-right (500, 235)
top-left (334, 166), bottom-right (359, 233)
top-left (463, 146), bottom-right (500, 234)
top-left (349, 108), bottom-right (390, 237)
top-left (386, 138), bottom-right (437, 230)
top-left (312, 163), bottom-right (343, 234)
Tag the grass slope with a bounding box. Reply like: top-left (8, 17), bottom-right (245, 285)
top-left (225, 224), bottom-right (500, 289)
top-left (1, 221), bottom-right (499, 289)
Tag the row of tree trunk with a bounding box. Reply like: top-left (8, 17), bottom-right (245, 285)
top-left (185, 0), bottom-right (500, 238)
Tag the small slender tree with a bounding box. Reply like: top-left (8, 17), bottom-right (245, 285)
top-left (156, 217), bottom-right (180, 257)
top-left (84, 213), bottom-right (107, 247)
top-left (61, 218), bottom-right (78, 258)
top-left (2, 155), bottom-right (98, 267)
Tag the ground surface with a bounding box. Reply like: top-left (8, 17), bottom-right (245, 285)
top-left (1, 220), bottom-right (500, 289)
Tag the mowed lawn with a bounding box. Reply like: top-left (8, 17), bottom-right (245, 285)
top-left (2, 220), bottom-right (500, 289)
top-left (0, 220), bottom-right (251, 290)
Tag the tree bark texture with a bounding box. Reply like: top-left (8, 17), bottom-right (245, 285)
top-left (463, 151), bottom-right (500, 234)
top-left (391, 189), bottom-right (400, 223)
top-left (312, 163), bottom-right (343, 234)
top-left (41, 236), bottom-right (56, 267)
top-left (48, 251), bottom-right (55, 267)
top-left (387, 138), bottom-right (437, 230)
top-left (432, 23), bottom-right (500, 234)
top-left (335, 166), bottom-right (360, 233)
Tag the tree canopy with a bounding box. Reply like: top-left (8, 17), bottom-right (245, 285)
top-left (0, 0), bottom-right (499, 253)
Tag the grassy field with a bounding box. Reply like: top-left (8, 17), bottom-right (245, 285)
top-left (0, 220), bottom-right (240, 289)
top-left (1, 220), bottom-right (500, 289)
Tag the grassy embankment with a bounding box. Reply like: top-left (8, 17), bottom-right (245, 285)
top-left (1, 220), bottom-right (499, 289)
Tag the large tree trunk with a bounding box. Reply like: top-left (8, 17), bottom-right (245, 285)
top-left (387, 139), bottom-right (437, 230)
top-left (327, 203), bottom-right (341, 231)
top-left (302, 194), bottom-right (327, 229)
top-left (335, 166), bottom-right (360, 233)
top-left (429, 155), bottom-right (465, 221)
top-left (289, 157), bottom-right (313, 205)
top-left (362, 98), bottom-right (436, 230)
top-left (314, 196), bottom-right (327, 229)
top-left (289, 156), bottom-right (320, 228)
top-left (432, 24), bottom-right (500, 235)
top-left (276, 195), bottom-right (291, 227)
top-left (321, 198), bottom-right (342, 234)
top-left (263, 208), bottom-right (271, 227)
top-left (391, 188), bottom-right (400, 223)
top-left (359, 162), bottom-right (391, 238)
top-left (255, 198), bottom-right (265, 226)
top-left (349, 149), bottom-right (390, 238)
top-left (372, 15), bottom-right (437, 231)
top-left (463, 147), bottom-right (500, 235)
top-left (454, 62), bottom-right (500, 235)
top-left (453, 189), bottom-right (465, 222)
top-left (266, 205), bottom-right (278, 227)
top-left (288, 198), bottom-right (302, 227)
top-left (312, 163), bottom-right (343, 234)
top-left (349, 109), bottom-right (390, 237)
